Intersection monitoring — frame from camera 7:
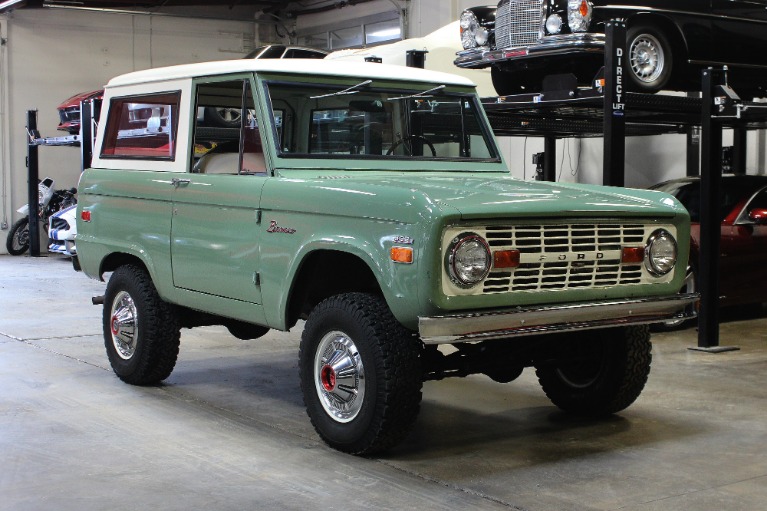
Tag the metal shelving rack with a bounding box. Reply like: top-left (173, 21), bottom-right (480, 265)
top-left (24, 99), bottom-right (98, 256)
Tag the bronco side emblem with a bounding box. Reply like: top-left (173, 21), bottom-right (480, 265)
top-left (266, 220), bottom-right (296, 234)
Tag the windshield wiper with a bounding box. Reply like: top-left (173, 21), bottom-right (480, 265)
top-left (387, 85), bottom-right (446, 101)
top-left (310, 80), bottom-right (372, 100)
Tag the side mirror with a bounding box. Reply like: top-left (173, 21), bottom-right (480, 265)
top-left (748, 208), bottom-right (767, 224)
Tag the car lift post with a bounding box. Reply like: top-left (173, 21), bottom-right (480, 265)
top-left (602, 20), bottom-right (626, 187)
top-left (80, 99), bottom-right (94, 171)
top-left (26, 109), bottom-right (41, 257)
top-left (692, 68), bottom-right (739, 352)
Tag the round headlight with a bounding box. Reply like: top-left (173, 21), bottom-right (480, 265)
top-left (460, 10), bottom-right (489, 49)
top-left (447, 233), bottom-right (491, 287)
top-left (645, 229), bottom-right (677, 277)
top-left (546, 14), bottom-right (563, 35)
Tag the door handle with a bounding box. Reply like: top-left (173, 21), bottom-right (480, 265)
top-left (171, 178), bottom-right (191, 187)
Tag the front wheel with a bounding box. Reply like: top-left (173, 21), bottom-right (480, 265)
top-left (103, 265), bottom-right (181, 385)
top-left (535, 326), bottom-right (652, 415)
top-left (6, 217), bottom-right (30, 256)
top-left (299, 293), bottom-right (422, 455)
top-left (626, 26), bottom-right (674, 93)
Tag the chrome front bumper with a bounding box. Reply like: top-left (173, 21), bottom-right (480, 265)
top-left (418, 294), bottom-right (698, 344)
top-left (454, 33), bottom-right (606, 68)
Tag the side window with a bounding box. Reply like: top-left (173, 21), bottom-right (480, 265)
top-left (101, 92), bottom-right (180, 159)
top-left (192, 79), bottom-right (265, 175)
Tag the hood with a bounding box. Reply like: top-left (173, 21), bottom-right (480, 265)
top-left (265, 171), bottom-right (687, 223)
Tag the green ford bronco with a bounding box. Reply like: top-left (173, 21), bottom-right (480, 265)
top-left (76, 59), bottom-right (696, 454)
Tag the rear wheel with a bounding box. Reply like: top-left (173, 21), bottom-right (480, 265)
top-left (6, 217), bottom-right (30, 256)
top-left (299, 293), bottom-right (422, 455)
top-left (103, 265), bottom-right (181, 385)
top-left (535, 326), bottom-right (652, 415)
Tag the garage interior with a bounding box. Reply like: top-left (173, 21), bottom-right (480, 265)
top-left (1, 1), bottom-right (767, 510)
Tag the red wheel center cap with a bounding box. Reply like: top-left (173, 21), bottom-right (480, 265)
top-left (320, 365), bottom-right (336, 392)
top-left (111, 315), bottom-right (119, 336)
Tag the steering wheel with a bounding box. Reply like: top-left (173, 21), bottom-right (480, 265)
top-left (386, 135), bottom-right (436, 157)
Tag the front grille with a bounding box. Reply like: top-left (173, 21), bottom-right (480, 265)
top-left (483, 223), bottom-right (647, 293)
top-left (495, 0), bottom-right (544, 50)
top-left (59, 107), bottom-right (80, 124)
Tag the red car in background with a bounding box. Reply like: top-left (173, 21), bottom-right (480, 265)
top-left (57, 89), bottom-right (103, 134)
top-left (651, 175), bottom-right (767, 326)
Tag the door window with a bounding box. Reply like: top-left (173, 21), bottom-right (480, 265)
top-left (191, 79), bottom-right (265, 175)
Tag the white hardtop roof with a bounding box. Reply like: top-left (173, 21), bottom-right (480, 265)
top-left (105, 59), bottom-right (476, 89)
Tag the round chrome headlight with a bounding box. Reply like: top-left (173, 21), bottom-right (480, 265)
top-left (447, 233), bottom-right (491, 287)
top-left (546, 14), bottom-right (563, 35)
top-left (567, 0), bottom-right (593, 33)
top-left (645, 229), bottom-right (677, 277)
top-left (460, 10), bottom-right (489, 49)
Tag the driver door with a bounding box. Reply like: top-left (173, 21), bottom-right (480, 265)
top-left (170, 77), bottom-right (268, 304)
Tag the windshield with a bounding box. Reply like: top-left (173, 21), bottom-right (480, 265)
top-left (264, 80), bottom-right (499, 162)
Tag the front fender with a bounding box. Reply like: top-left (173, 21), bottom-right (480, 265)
top-left (261, 225), bottom-right (424, 331)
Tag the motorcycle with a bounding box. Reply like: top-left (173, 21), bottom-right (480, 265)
top-left (5, 177), bottom-right (77, 256)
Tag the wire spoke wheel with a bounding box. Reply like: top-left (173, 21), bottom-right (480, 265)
top-left (6, 217), bottom-right (30, 256)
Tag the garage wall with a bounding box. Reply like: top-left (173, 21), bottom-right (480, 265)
top-left (0, 9), bottom-right (255, 253)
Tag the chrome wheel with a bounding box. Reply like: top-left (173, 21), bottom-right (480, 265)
top-left (630, 33), bottom-right (665, 84)
top-left (314, 330), bottom-right (365, 423)
top-left (110, 290), bottom-right (138, 360)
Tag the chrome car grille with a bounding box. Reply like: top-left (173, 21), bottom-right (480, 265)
top-left (59, 107), bottom-right (80, 124)
top-left (483, 223), bottom-right (647, 293)
top-left (495, 0), bottom-right (544, 50)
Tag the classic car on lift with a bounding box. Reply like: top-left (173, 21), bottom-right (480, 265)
top-left (455, 1), bottom-right (767, 97)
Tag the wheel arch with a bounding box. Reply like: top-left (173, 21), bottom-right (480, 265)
top-left (284, 248), bottom-right (384, 329)
top-left (98, 251), bottom-right (158, 287)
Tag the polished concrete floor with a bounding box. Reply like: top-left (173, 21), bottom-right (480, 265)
top-left (1, 254), bottom-right (766, 511)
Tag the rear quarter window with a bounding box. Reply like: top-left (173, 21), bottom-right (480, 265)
top-left (101, 91), bottom-right (181, 160)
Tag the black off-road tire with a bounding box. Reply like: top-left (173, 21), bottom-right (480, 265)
top-left (103, 265), bottom-right (181, 385)
top-left (535, 326), bottom-right (652, 415)
top-left (6, 217), bottom-right (30, 256)
top-left (299, 293), bottom-right (422, 455)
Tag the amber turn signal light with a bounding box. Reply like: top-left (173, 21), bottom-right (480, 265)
top-left (493, 249), bottom-right (521, 269)
top-left (579, 0), bottom-right (590, 17)
top-left (390, 247), bottom-right (413, 264)
top-left (621, 246), bottom-right (645, 264)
